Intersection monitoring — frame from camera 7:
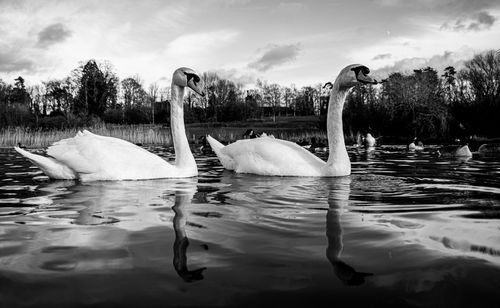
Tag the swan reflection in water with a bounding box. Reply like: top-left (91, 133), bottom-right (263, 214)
top-left (12, 179), bottom-right (207, 283)
top-left (171, 183), bottom-right (207, 282)
top-left (21, 174), bottom-right (372, 286)
top-left (216, 172), bottom-right (373, 286)
top-left (325, 177), bottom-right (373, 285)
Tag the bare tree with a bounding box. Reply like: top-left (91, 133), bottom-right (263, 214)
top-left (148, 82), bottom-right (159, 124)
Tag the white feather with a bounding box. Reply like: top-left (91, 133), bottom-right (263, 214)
top-left (14, 67), bottom-right (203, 181)
top-left (207, 64), bottom-right (373, 177)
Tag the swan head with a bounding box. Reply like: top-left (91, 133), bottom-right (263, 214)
top-left (172, 67), bottom-right (206, 97)
top-left (335, 64), bottom-right (378, 90)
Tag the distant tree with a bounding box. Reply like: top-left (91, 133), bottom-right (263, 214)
top-left (245, 89), bottom-right (262, 119)
top-left (281, 86), bottom-right (295, 116)
top-left (442, 66), bottom-right (457, 104)
top-left (122, 76), bottom-right (147, 108)
top-left (44, 79), bottom-right (73, 116)
top-left (0, 79), bottom-right (11, 126)
top-left (11, 76), bottom-right (31, 106)
top-left (461, 50), bottom-right (500, 106)
top-left (148, 82), bottom-right (160, 124)
top-left (458, 50), bottom-right (500, 136)
top-left (0, 77), bottom-right (33, 126)
top-left (203, 72), bottom-right (244, 122)
top-left (258, 81), bottom-right (282, 121)
top-left (74, 59), bottom-right (118, 117)
top-left (293, 86), bottom-right (316, 116)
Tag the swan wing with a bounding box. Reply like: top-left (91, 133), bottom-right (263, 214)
top-left (220, 137), bottom-right (325, 176)
top-left (14, 146), bottom-right (77, 179)
top-left (47, 130), bottom-right (174, 180)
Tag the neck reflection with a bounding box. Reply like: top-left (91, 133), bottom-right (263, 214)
top-left (37, 179), bottom-right (207, 282)
top-left (172, 185), bottom-right (207, 282)
top-left (326, 177), bottom-right (373, 285)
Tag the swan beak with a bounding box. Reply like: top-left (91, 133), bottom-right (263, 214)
top-left (187, 80), bottom-right (206, 97)
top-left (356, 71), bottom-right (378, 84)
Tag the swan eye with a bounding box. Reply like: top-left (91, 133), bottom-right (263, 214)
top-left (351, 66), bottom-right (370, 76)
top-left (185, 72), bottom-right (201, 83)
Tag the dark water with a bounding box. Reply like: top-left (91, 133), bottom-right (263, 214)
top-left (1, 146), bottom-right (499, 307)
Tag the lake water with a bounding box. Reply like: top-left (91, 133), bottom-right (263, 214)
top-left (0, 145), bottom-right (499, 307)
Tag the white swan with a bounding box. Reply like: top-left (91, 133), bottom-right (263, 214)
top-left (364, 133), bottom-right (376, 148)
top-left (478, 143), bottom-right (500, 155)
top-left (408, 138), bottom-right (424, 151)
top-left (438, 144), bottom-right (472, 158)
top-left (14, 67), bottom-right (205, 181)
top-left (206, 64), bottom-right (378, 176)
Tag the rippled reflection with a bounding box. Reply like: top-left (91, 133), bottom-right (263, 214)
top-left (1, 146), bottom-right (500, 307)
top-left (172, 181), bottom-right (207, 282)
top-left (325, 177), bottom-right (373, 285)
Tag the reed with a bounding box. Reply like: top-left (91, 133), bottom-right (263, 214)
top-left (0, 125), bottom-right (328, 148)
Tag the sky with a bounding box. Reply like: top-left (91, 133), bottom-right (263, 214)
top-left (0, 0), bottom-right (499, 89)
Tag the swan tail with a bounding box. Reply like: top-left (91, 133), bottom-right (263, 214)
top-left (206, 135), bottom-right (224, 152)
top-left (206, 135), bottom-right (235, 170)
top-left (14, 147), bottom-right (78, 180)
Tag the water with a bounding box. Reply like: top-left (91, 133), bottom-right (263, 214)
top-left (0, 146), bottom-right (499, 307)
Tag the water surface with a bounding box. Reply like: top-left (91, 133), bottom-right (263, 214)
top-left (0, 146), bottom-right (499, 307)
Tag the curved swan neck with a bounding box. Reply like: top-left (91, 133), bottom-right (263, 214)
top-left (326, 81), bottom-right (350, 167)
top-left (171, 84), bottom-right (196, 169)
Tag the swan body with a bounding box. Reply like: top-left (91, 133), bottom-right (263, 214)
top-left (17, 130), bottom-right (190, 181)
top-left (15, 67), bottom-right (205, 181)
top-left (207, 135), bottom-right (342, 176)
top-left (438, 145), bottom-right (472, 157)
top-left (364, 133), bottom-right (376, 148)
top-left (408, 142), bottom-right (424, 151)
top-left (408, 139), bottom-right (424, 151)
top-left (478, 143), bottom-right (500, 155)
top-left (207, 64), bottom-right (377, 177)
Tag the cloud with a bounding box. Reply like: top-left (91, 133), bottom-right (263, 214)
top-left (37, 23), bottom-right (72, 48)
top-left (441, 11), bottom-right (496, 31)
top-left (373, 53), bottom-right (392, 60)
top-left (277, 2), bottom-right (305, 11)
top-left (373, 50), bottom-right (471, 77)
top-left (375, 0), bottom-right (500, 13)
top-left (248, 43), bottom-right (301, 72)
top-left (208, 68), bottom-right (256, 86)
top-left (164, 30), bottom-right (238, 59)
top-left (0, 48), bottom-right (35, 73)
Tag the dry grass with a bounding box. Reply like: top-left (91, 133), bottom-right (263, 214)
top-left (0, 125), bottom-right (172, 147)
top-left (0, 124), bottom-right (327, 148)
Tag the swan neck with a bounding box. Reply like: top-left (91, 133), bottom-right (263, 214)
top-left (326, 82), bottom-right (350, 166)
top-left (171, 84), bottom-right (196, 169)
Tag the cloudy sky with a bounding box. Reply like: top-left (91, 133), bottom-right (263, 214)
top-left (1, 0), bottom-right (499, 88)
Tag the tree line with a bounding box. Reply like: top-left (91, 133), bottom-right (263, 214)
top-left (0, 50), bottom-right (499, 140)
top-left (344, 50), bottom-right (500, 140)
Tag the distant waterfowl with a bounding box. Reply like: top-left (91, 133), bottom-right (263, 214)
top-left (364, 133), bottom-right (376, 148)
top-left (196, 136), bottom-right (213, 154)
top-left (14, 67), bottom-right (205, 181)
top-left (353, 132), bottom-right (363, 148)
top-left (310, 137), bottom-right (328, 153)
top-left (438, 144), bottom-right (473, 158)
top-left (242, 129), bottom-right (258, 139)
top-left (478, 143), bottom-right (500, 155)
top-left (259, 132), bottom-right (274, 138)
top-left (296, 139), bottom-right (311, 149)
top-left (206, 64), bottom-right (378, 176)
top-left (407, 138), bottom-right (424, 151)
top-left (17, 142), bottom-right (27, 149)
